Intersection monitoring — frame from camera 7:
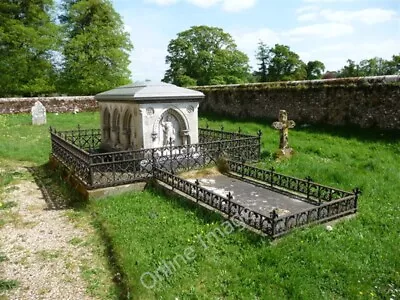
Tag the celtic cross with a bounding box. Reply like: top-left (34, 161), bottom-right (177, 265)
top-left (272, 110), bottom-right (295, 150)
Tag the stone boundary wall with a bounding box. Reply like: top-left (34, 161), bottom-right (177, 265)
top-left (0, 96), bottom-right (97, 114)
top-left (193, 75), bottom-right (400, 130)
top-left (1, 76), bottom-right (399, 130)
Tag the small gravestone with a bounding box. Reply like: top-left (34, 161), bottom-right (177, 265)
top-left (31, 101), bottom-right (46, 125)
top-left (272, 110), bottom-right (295, 157)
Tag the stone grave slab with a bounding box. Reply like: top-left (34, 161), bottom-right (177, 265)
top-left (188, 174), bottom-right (314, 216)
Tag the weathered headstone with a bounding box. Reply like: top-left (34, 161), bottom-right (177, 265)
top-left (31, 101), bottom-right (46, 125)
top-left (272, 110), bottom-right (295, 157)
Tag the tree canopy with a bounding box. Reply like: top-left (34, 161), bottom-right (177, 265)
top-left (336, 56), bottom-right (400, 78)
top-left (163, 26), bottom-right (250, 86)
top-left (0, 0), bottom-right (59, 97)
top-left (254, 43), bottom-right (325, 82)
top-left (306, 61), bottom-right (325, 80)
top-left (59, 0), bottom-right (133, 95)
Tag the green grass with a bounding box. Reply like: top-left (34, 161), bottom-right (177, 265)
top-left (0, 112), bottom-right (99, 164)
top-left (0, 279), bottom-right (19, 291)
top-left (0, 112), bottom-right (399, 299)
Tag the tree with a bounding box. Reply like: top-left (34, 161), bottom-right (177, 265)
top-left (163, 26), bottom-right (250, 86)
top-left (59, 0), bottom-right (133, 95)
top-left (255, 41), bottom-right (270, 82)
top-left (337, 59), bottom-right (362, 78)
top-left (266, 44), bottom-right (306, 82)
top-left (305, 60), bottom-right (325, 80)
top-left (387, 54), bottom-right (400, 74)
top-left (0, 0), bottom-right (59, 96)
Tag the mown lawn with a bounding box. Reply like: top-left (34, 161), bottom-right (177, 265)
top-left (1, 112), bottom-right (399, 299)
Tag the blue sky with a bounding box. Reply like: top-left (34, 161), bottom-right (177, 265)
top-left (113, 0), bottom-right (400, 81)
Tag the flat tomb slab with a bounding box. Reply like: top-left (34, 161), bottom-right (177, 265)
top-left (187, 174), bottom-right (314, 216)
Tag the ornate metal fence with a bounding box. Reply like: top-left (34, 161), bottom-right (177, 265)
top-left (271, 195), bottom-right (358, 238)
top-left (226, 159), bottom-right (354, 204)
top-left (51, 126), bottom-right (101, 151)
top-left (199, 126), bottom-right (261, 142)
top-left (50, 127), bottom-right (261, 189)
top-left (50, 127), bottom-right (359, 238)
top-left (153, 167), bottom-right (360, 239)
top-left (153, 168), bottom-right (275, 236)
top-left (50, 128), bottom-right (91, 184)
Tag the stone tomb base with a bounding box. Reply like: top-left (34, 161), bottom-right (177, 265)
top-left (49, 156), bottom-right (146, 200)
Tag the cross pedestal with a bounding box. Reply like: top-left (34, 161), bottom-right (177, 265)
top-left (272, 110), bottom-right (296, 157)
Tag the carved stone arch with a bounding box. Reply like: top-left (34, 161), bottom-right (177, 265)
top-left (152, 107), bottom-right (189, 135)
top-left (122, 109), bottom-right (133, 149)
top-left (112, 107), bottom-right (121, 144)
top-left (153, 107), bottom-right (190, 147)
top-left (103, 107), bottom-right (111, 141)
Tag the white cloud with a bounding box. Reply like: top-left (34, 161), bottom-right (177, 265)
top-left (146, 0), bottom-right (257, 12)
top-left (222, 0), bottom-right (257, 12)
top-left (187, 0), bottom-right (220, 8)
top-left (303, 0), bottom-right (355, 3)
top-left (146, 0), bottom-right (178, 5)
top-left (285, 23), bottom-right (354, 38)
top-left (297, 12), bottom-right (318, 22)
top-left (233, 28), bottom-right (280, 51)
top-left (296, 5), bottom-right (319, 14)
top-left (320, 8), bottom-right (397, 24)
top-left (307, 39), bottom-right (400, 71)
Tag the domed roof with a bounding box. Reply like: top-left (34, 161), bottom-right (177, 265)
top-left (95, 81), bottom-right (204, 102)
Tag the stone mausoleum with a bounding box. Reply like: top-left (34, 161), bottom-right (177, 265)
top-left (95, 82), bottom-right (204, 151)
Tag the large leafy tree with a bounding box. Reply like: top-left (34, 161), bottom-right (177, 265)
top-left (163, 26), bottom-right (250, 86)
top-left (305, 60), bottom-right (325, 80)
top-left (0, 0), bottom-right (59, 96)
top-left (59, 0), bottom-right (133, 95)
top-left (266, 44), bottom-right (306, 82)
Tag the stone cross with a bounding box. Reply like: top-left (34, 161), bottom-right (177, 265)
top-left (31, 101), bottom-right (47, 125)
top-left (272, 110), bottom-right (295, 152)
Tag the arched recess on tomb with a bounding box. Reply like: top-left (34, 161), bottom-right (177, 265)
top-left (154, 108), bottom-right (190, 147)
top-left (112, 108), bottom-right (121, 145)
top-left (103, 107), bottom-right (111, 142)
top-left (122, 109), bottom-right (133, 149)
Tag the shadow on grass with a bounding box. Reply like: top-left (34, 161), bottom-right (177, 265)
top-left (27, 163), bottom-right (129, 299)
top-left (148, 180), bottom-right (270, 246)
top-left (200, 112), bottom-right (400, 143)
top-left (27, 164), bottom-right (84, 210)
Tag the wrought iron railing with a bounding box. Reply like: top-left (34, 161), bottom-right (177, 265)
top-left (50, 128), bottom-right (91, 184)
top-left (199, 125), bottom-right (261, 143)
top-left (226, 159), bottom-right (353, 204)
top-left (50, 127), bottom-right (261, 189)
top-left (271, 194), bottom-right (358, 238)
top-left (153, 168), bottom-right (274, 236)
top-left (51, 126), bottom-right (101, 151)
top-left (153, 167), bottom-right (360, 238)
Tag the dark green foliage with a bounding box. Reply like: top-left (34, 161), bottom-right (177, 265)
top-left (337, 55), bottom-right (400, 78)
top-left (255, 43), bottom-right (310, 82)
top-left (163, 26), bottom-right (250, 86)
top-left (306, 60), bottom-right (325, 80)
top-left (0, 0), bottom-right (59, 96)
top-left (267, 44), bottom-right (306, 81)
top-left (58, 0), bottom-right (133, 95)
top-left (255, 41), bottom-right (270, 82)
